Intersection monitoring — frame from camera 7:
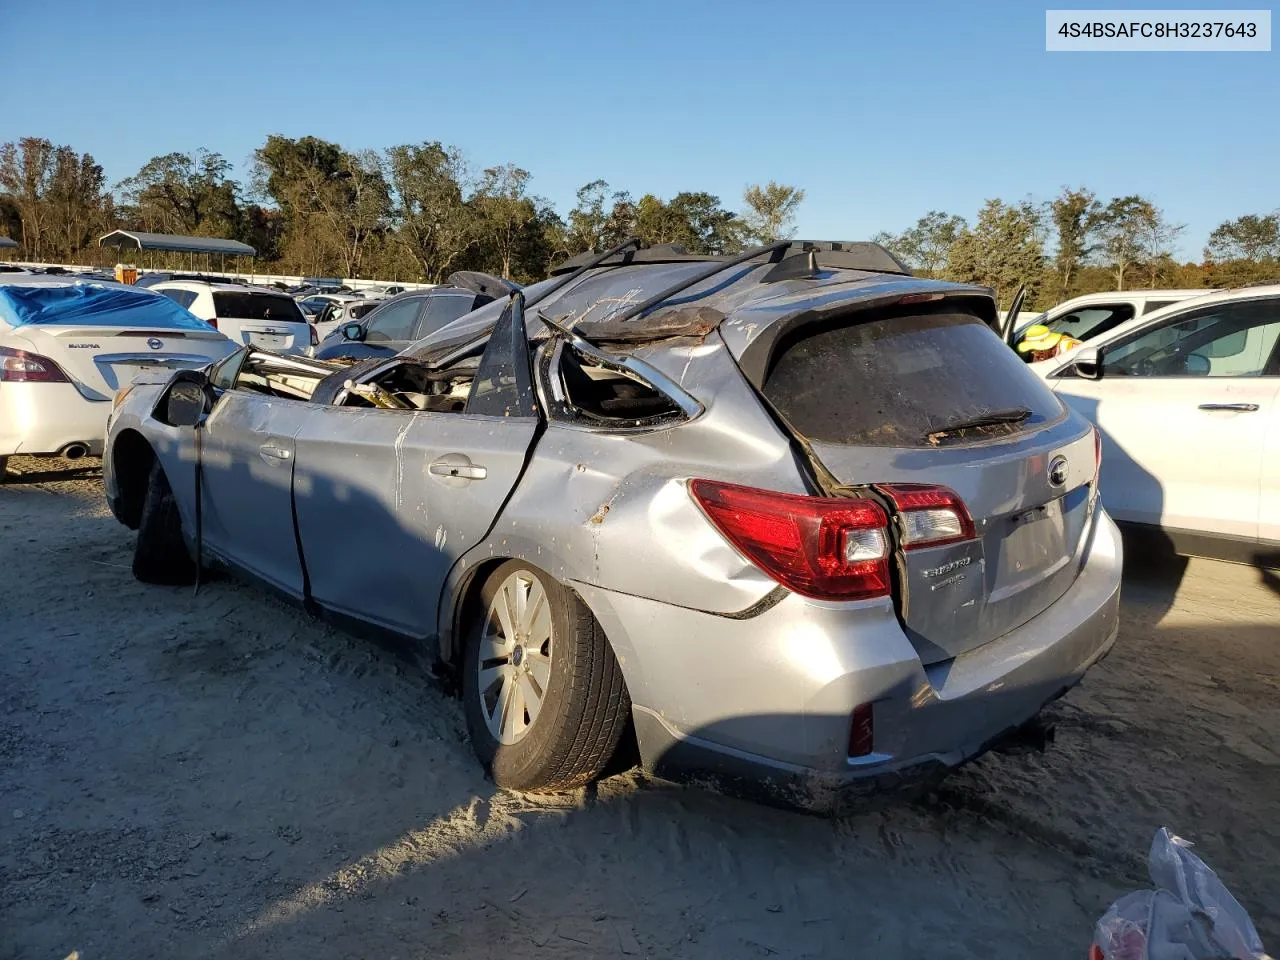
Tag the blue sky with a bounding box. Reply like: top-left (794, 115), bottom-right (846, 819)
top-left (3, 0), bottom-right (1274, 257)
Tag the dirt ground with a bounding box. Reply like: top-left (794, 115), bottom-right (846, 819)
top-left (1, 455), bottom-right (1277, 960)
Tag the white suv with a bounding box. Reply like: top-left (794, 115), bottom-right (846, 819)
top-left (1015, 289), bottom-right (1212, 373)
top-left (152, 281), bottom-right (314, 356)
top-left (1045, 284), bottom-right (1280, 559)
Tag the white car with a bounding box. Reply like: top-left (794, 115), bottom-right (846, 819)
top-left (296, 292), bottom-right (358, 320)
top-left (310, 297), bottom-right (382, 345)
top-left (1016, 289), bottom-right (1213, 376)
top-left (1043, 284), bottom-right (1280, 561)
top-left (152, 280), bottom-right (315, 356)
top-left (0, 277), bottom-right (236, 477)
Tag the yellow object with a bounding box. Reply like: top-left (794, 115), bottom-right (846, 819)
top-left (1016, 325), bottom-right (1083, 361)
top-left (114, 263), bottom-right (139, 284)
top-left (1016, 324), bottom-right (1063, 353)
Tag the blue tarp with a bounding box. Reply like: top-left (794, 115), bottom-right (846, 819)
top-left (0, 283), bottom-right (215, 331)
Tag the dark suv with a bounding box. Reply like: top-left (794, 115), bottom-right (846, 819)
top-left (313, 287), bottom-right (493, 360)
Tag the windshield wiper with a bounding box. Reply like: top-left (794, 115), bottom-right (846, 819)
top-left (925, 407), bottom-right (1032, 443)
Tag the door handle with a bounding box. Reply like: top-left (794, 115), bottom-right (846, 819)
top-left (259, 441), bottom-right (292, 461)
top-left (429, 457), bottom-right (487, 480)
top-left (1198, 403), bottom-right (1259, 412)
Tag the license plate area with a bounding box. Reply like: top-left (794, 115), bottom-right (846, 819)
top-left (107, 362), bottom-right (161, 388)
top-left (248, 333), bottom-right (287, 349)
top-left (987, 496), bottom-right (1069, 599)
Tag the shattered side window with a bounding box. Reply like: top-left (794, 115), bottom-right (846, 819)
top-left (465, 299), bottom-right (537, 418)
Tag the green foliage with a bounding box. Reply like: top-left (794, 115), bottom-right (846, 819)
top-left (740, 182), bottom-right (805, 243)
top-left (384, 142), bottom-right (473, 282)
top-left (0, 136), bottom-right (112, 261)
top-left (945, 199), bottom-right (1046, 307)
top-left (116, 150), bottom-right (241, 238)
top-left (567, 180), bottom-right (634, 253)
top-left (2, 130), bottom-right (1274, 303)
top-left (1205, 213), bottom-right (1280, 263)
top-left (1049, 187), bottom-right (1102, 297)
top-left (874, 211), bottom-right (967, 277)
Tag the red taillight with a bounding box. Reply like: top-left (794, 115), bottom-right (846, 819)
top-left (206, 316), bottom-right (219, 330)
top-left (689, 479), bottom-right (891, 601)
top-left (849, 703), bottom-right (875, 757)
top-left (309, 323), bottom-right (319, 346)
top-left (876, 483), bottom-right (976, 551)
top-left (0, 345), bottom-right (70, 383)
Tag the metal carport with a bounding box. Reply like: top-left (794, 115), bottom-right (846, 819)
top-left (0, 237), bottom-right (18, 250)
top-left (98, 230), bottom-right (256, 275)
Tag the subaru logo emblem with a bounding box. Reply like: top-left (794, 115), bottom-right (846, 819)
top-left (1048, 455), bottom-right (1068, 487)
top-left (146, 337), bottom-right (163, 350)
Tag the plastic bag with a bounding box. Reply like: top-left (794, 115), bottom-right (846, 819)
top-left (1091, 828), bottom-right (1270, 960)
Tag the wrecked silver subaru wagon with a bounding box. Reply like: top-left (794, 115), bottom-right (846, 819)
top-left (103, 239), bottom-right (1121, 812)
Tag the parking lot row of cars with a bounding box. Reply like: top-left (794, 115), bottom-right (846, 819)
top-left (3, 240), bottom-right (1278, 811)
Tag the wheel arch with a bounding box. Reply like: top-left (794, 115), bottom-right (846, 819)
top-left (110, 428), bottom-right (157, 530)
top-left (438, 551), bottom-right (645, 706)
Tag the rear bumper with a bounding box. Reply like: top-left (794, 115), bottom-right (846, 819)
top-left (577, 509), bottom-right (1123, 813)
top-left (0, 382), bottom-right (108, 457)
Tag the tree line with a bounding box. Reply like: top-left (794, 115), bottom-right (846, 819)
top-left (875, 189), bottom-right (1280, 307)
top-left (1, 135), bottom-right (1275, 305)
top-left (0, 135), bottom-right (803, 284)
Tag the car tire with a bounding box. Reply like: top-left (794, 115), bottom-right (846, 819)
top-left (463, 560), bottom-right (631, 792)
top-left (132, 461), bottom-right (196, 586)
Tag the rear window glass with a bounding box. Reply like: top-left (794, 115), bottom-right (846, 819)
top-left (159, 289), bottom-right (198, 309)
top-left (213, 292), bottom-right (304, 323)
top-left (762, 309), bottom-right (1064, 447)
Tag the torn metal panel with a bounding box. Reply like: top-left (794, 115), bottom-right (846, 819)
top-left (578, 305), bottom-right (725, 343)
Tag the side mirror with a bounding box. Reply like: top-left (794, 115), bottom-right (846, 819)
top-left (165, 380), bottom-right (208, 427)
top-left (342, 323), bottom-right (365, 342)
top-left (1071, 346), bottom-right (1102, 380)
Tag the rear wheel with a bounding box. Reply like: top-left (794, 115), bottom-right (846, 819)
top-left (132, 462), bottom-right (196, 585)
top-left (463, 561), bottom-right (631, 792)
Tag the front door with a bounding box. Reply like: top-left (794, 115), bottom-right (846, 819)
top-left (1054, 296), bottom-right (1280, 541)
top-left (199, 388), bottom-right (311, 596)
top-left (292, 295), bottom-right (540, 636)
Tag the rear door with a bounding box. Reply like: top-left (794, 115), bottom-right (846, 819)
top-left (1053, 295), bottom-right (1280, 542)
top-left (198, 362), bottom-right (314, 596)
top-left (291, 297), bottom-right (539, 635)
top-left (213, 291), bottom-right (311, 354)
top-left (752, 302), bottom-right (1096, 664)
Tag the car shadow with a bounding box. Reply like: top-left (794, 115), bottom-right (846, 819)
top-left (195, 647), bottom-right (1279, 960)
top-left (1064, 395), bottom-right (1186, 620)
top-left (0, 456), bottom-right (102, 485)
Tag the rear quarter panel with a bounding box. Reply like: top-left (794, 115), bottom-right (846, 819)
top-left (438, 336), bottom-right (808, 655)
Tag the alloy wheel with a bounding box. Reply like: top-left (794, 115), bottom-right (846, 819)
top-left (476, 570), bottom-right (554, 745)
